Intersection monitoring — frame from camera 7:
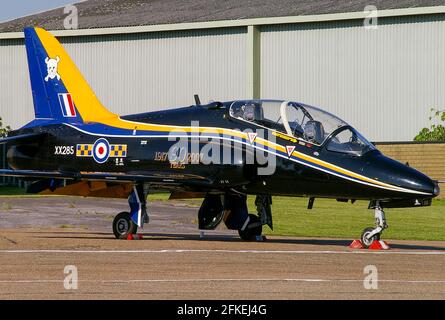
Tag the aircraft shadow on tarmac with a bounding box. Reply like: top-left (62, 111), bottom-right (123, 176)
top-left (30, 231), bottom-right (445, 251)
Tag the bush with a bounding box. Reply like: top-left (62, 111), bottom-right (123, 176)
top-left (0, 117), bottom-right (10, 138)
top-left (414, 108), bottom-right (445, 142)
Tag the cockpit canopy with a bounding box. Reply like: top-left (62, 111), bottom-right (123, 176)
top-left (229, 100), bottom-right (376, 156)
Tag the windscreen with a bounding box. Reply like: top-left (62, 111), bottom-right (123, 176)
top-left (326, 127), bottom-right (376, 156)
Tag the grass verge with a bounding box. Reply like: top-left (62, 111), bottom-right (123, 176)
top-left (148, 193), bottom-right (445, 241)
top-left (0, 186), bottom-right (26, 196)
top-left (253, 197), bottom-right (445, 241)
top-left (2, 188), bottom-right (444, 241)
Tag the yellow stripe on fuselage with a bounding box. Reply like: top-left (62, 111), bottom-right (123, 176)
top-left (36, 27), bottom-right (421, 194)
top-left (35, 27), bottom-right (248, 137)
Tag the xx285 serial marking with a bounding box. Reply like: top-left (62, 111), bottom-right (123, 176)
top-left (54, 146), bottom-right (75, 155)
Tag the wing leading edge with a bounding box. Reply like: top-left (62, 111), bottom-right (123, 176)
top-left (0, 169), bottom-right (212, 185)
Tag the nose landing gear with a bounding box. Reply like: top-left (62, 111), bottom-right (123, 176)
top-left (361, 201), bottom-right (388, 248)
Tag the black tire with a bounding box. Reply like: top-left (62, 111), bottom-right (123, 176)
top-left (113, 212), bottom-right (138, 239)
top-left (238, 214), bottom-right (263, 241)
top-left (360, 227), bottom-right (381, 248)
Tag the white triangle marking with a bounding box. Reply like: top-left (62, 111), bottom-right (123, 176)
top-left (286, 146), bottom-right (295, 157)
top-left (247, 132), bottom-right (257, 144)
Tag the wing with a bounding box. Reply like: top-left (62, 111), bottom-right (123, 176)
top-left (0, 169), bottom-right (213, 185)
top-left (0, 169), bottom-right (214, 198)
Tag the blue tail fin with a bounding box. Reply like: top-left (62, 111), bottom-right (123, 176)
top-left (25, 27), bottom-right (83, 123)
top-left (25, 27), bottom-right (117, 125)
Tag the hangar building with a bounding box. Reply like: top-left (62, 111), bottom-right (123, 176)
top-left (1, 0), bottom-right (445, 143)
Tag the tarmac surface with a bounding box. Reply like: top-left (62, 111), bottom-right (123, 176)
top-left (1, 196), bottom-right (445, 300)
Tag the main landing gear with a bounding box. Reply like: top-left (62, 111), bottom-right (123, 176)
top-left (238, 195), bottom-right (273, 241)
top-left (112, 184), bottom-right (149, 239)
top-left (238, 214), bottom-right (263, 240)
top-left (199, 193), bottom-right (273, 241)
top-left (113, 212), bottom-right (138, 238)
top-left (360, 201), bottom-right (388, 248)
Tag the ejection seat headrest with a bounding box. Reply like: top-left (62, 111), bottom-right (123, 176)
top-left (304, 120), bottom-right (325, 144)
top-left (243, 104), bottom-right (263, 122)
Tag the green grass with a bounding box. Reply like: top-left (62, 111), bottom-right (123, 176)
top-left (147, 193), bottom-right (171, 201)
top-left (0, 187), bottom-right (26, 196)
top-left (250, 197), bottom-right (445, 241)
top-left (148, 193), bottom-right (445, 241)
top-left (2, 188), bottom-right (445, 241)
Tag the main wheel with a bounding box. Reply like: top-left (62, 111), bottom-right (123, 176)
top-left (113, 212), bottom-right (138, 239)
top-left (238, 214), bottom-right (263, 241)
top-left (360, 227), bottom-right (381, 248)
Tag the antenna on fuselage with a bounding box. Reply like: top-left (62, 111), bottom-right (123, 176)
top-left (194, 94), bottom-right (201, 106)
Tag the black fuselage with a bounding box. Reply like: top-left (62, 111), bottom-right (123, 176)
top-left (6, 101), bottom-right (438, 205)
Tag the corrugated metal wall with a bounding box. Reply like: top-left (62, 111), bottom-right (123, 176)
top-left (261, 15), bottom-right (445, 142)
top-left (0, 27), bottom-right (247, 129)
top-left (0, 39), bottom-right (33, 128)
top-left (1, 15), bottom-right (445, 142)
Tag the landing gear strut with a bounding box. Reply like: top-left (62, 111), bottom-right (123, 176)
top-left (238, 195), bottom-right (273, 241)
top-left (255, 195), bottom-right (273, 230)
top-left (112, 183), bottom-right (149, 239)
top-left (361, 201), bottom-right (388, 248)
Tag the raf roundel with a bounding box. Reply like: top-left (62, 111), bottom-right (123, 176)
top-left (92, 138), bottom-right (110, 163)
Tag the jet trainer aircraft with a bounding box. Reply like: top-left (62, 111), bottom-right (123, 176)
top-left (0, 28), bottom-right (440, 247)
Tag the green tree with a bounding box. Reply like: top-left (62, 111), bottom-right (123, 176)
top-left (0, 117), bottom-right (10, 138)
top-left (414, 108), bottom-right (445, 142)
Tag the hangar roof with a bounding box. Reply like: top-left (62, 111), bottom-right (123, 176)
top-left (0, 0), bottom-right (443, 33)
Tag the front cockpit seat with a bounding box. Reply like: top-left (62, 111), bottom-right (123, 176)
top-left (304, 120), bottom-right (325, 144)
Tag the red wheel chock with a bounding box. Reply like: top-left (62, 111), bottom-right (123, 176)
top-left (349, 239), bottom-right (365, 249)
top-left (348, 239), bottom-right (390, 250)
top-left (369, 240), bottom-right (390, 250)
top-left (127, 234), bottom-right (143, 240)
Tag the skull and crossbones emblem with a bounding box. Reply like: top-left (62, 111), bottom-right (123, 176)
top-left (44, 56), bottom-right (61, 82)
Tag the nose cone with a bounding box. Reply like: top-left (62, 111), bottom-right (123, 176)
top-left (365, 153), bottom-right (437, 197)
top-left (433, 181), bottom-right (441, 197)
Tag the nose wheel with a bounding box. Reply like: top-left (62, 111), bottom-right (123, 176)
top-left (360, 227), bottom-right (380, 247)
top-left (361, 202), bottom-right (387, 248)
